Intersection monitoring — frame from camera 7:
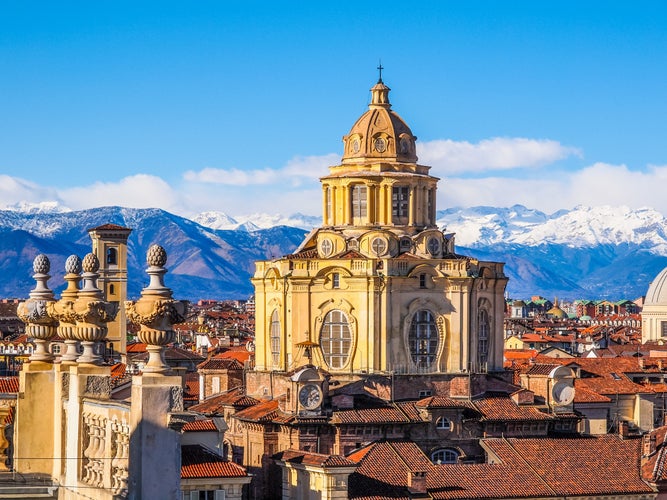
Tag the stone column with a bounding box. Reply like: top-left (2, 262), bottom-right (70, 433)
top-left (125, 245), bottom-right (185, 500)
top-left (51, 255), bottom-right (82, 363)
top-left (73, 253), bottom-right (118, 365)
top-left (14, 255), bottom-right (59, 475)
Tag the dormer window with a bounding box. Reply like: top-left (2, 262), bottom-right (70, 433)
top-left (332, 273), bottom-right (340, 289)
top-left (436, 417), bottom-right (451, 430)
top-left (431, 448), bottom-right (459, 464)
top-left (419, 274), bottom-right (427, 289)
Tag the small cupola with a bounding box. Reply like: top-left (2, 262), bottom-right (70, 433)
top-left (342, 76), bottom-right (418, 165)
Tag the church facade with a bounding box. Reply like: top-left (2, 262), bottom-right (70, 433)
top-left (251, 78), bottom-right (508, 385)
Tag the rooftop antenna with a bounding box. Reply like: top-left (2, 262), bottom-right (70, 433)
top-left (377, 60), bottom-right (384, 83)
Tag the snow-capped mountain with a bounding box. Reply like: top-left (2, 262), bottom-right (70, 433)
top-left (0, 206), bottom-right (306, 300)
top-left (437, 204), bottom-right (667, 253)
top-left (193, 211), bottom-right (321, 231)
top-left (0, 204), bottom-right (665, 300)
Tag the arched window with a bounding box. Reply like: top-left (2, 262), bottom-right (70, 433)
top-left (106, 247), bottom-right (117, 265)
top-left (435, 417), bottom-right (451, 430)
top-left (270, 310), bottom-right (281, 367)
top-left (478, 309), bottom-right (490, 368)
top-left (431, 448), bottom-right (459, 464)
top-left (408, 310), bottom-right (438, 369)
top-left (320, 310), bottom-right (352, 369)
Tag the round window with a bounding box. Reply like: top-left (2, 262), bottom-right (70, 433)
top-left (320, 238), bottom-right (333, 257)
top-left (374, 137), bottom-right (387, 153)
top-left (371, 237), bottom-right (387, 256)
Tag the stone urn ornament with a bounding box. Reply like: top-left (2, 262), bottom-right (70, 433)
top-left (50, 255), bottom-right (82, 362)
top-left (125, 244), bottom-right (186, 373)
top-left (72, 253), bottom-right (118, 364)
top-left (17, 254), bottom-right (58, 362)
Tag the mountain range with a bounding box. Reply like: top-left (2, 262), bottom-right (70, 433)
top-left (1, 204), bottom-right (665, 301)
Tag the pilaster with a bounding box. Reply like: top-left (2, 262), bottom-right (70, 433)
top-left (14, 362), bottom-right (56, 475)
top-left (127, 373), bottom-right (183, 499)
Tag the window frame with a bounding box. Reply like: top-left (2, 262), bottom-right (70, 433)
top-left (351, 184), bottom-right (367, 223)
top-left (431, 448), bottom-right (459, 464)
top-left (408, 310), bottom-right (439, 370)
top-left (270, 309), bottom-right (281, 367)
top-left (392, 185), bottom-right (410, 223)
top-left (320, 309), bottom-right (352, 369)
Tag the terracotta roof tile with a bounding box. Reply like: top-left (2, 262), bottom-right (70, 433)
top-left (0, 377), bottom-right (19, 393)
top-left (182, 419), bottom-right (218, 432)
top-left (181, 445), bottom-right (247, 478)
top-left (333, 406), bottom-right (412, 424)
top-left (189, 388), bottom-right (259, 415)
top-left (472, 393), bottom-right (551, 422)
top-left (182, 372), bottom-right (199, 402)
top-left (89, 223), bottom-right (131, 231)
top-left (347, 436), bottom-right (652, 499)
top-left (482, 436), bottom-right (652, 496)
top-left (414, 396), bottom-right (476, 410)
top-left (572, 381), bottom-right (612, 403)
top-left (216, 349), bottom-right (252, 364)
top-left (275, 449), bottom-right (357, 468)
top-left (525, 363), bottom-right (560, 375)
top-left (234, 397), bottom-right (294, 424)
top-left (198, 357), bottom-right (244, 371)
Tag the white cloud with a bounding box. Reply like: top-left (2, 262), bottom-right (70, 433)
top-left (4, 142), bottom-right (666, 220)
top-left (418, 137), bottom-right (582, 175)
top-left (0, 175), bottom-right (62, 208)
top-left (442, 162), bottom-right (667, 215)
top-left (183, 153), bottom-right (339, 187)
top-left (59, 174), bottom-right (183, 213)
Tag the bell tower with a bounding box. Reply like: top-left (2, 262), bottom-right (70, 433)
top-left (88, 223), bottom-right (132, 358)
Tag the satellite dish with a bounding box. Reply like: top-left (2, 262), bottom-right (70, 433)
top-left (551, 381), bottom-right (575, 406)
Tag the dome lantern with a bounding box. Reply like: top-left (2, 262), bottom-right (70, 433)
top-left (341, 76), bottom-right (418, 165)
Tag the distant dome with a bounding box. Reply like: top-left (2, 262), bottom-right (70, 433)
top-left (547, 305), bottom-right (567, 319)
top-left (645, 266), bottom-right (667, 305)
top-left (341, 79), bottom-right (418, 164)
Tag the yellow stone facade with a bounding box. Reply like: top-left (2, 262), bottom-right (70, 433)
top-left (89, 224), bottom-right (131, 356)
top-left (252, 79), bottom-right (508, 378)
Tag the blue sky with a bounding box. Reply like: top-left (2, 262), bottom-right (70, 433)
top-left (1, 2), bottom-right (666, 217)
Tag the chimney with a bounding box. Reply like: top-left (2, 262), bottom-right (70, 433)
top-left (643, 433), bottom-right (657, 457)
top-left (407, 471), bottom-right (427, 496)
top-left (619, 421), bottom-right (629, 439)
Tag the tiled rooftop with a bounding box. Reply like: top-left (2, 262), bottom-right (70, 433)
top-left (182, 419), bottom-right (218, 432)
top-left (0, 376), bottom-right (19, 393)
top-left (181, 444), bottom-right (247, 478)
top-left (347, 436), bottom-right (652, 499)
top-left (472, 392), bottom-right (551, 422)
top-left (189, 388), bottom-right (259, 415)
top-left (275, 449), bottom-right (357, 468)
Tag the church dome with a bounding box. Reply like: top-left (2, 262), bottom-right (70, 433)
top-left (341, 79), bottom-right (418, 164)
top-left (645, 266), bottom-right (667, 305)
top-left (547, 305), bottom-right (568, 319)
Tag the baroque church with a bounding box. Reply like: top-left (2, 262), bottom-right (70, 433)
top-left (250, 75), bottom-right (507, 391)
